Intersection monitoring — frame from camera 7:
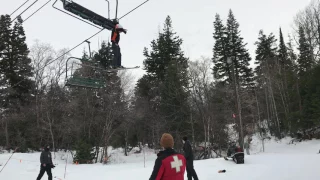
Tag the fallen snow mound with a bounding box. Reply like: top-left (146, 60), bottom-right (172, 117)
top-left (0, 135), bottom-right (319, 179)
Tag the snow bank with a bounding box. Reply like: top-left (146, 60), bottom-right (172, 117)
top-left (1, 136), bottom-right (320, 179)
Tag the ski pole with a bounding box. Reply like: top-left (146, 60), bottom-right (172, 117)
top-left (0, 147), bottom-right (18, 173)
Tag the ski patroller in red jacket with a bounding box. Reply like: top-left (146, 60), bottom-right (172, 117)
top-left (149, 148), bottom-right (187, 180)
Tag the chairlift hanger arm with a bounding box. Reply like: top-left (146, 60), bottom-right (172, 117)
top-left (66, 56), bottom-right (83, 80)
top-left (115, 0), bottom-right (118, 19)
top-left (46, 28), bottom-right (105, 74)
top-left (106, 0), bottom-right (110, 19)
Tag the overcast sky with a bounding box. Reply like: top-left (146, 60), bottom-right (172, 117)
top-left (0, 0), bottom-right (312, 82)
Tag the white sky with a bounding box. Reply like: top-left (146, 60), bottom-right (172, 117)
top-left (0, 0), bottom-right (312, 82)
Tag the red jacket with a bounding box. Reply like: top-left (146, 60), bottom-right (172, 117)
top-left (149, 148), bottom-right (186, 180)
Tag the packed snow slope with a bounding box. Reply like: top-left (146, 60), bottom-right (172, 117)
top-left (1, 137), bottom-right (320, 180)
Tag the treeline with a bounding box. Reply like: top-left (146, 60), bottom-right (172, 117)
top-left (0, 1), bottom-right (319, 163)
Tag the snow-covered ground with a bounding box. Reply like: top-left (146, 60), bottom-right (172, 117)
top-left (1, 136), bottom-right (320, 180)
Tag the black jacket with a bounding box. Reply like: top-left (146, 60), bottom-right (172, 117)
top-left (40, 150), bottom-right (53, 165)
top-left (183, 140), bottom-right (193, 161)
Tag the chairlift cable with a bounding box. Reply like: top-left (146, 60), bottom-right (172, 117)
top-left (115, 0), bottom-right (118, 19)
top-left (10, 0), bottom-right (30, 16)
top-left (10, 29), bottom-right (105, 89)
top-left (19, 0), bottom-right (52, 24)
top-left (11, 0), bottom-right (40, 22)
top-left (118, 0), bottom-right (150, 20)
top-left (43, 28), bottom-right (105, 70)
top-left (10, 0), bottom-right (154, 88)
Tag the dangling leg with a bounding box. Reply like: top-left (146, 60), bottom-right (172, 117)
top-left (112, 42), bottom-right (118, 68)
top-left (118, 45), bottom-right (122, 68)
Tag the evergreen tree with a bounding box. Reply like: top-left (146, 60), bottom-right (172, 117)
top-left (0, 16), bottom-right (34, 107)
top-left (301, 65), bottom-right (320, 129)
top-left (286, 35), bottom-right (297, 68)
top-left (278, 28), bottom-right (290, 68)
top-left (254, 30), bottom-right (282, 136)
top-left (212, 10), bottom-right (254, 87)
top-left (73, 139), bottom-right (95, 164)
top-left (0, 15), bottom-right (12, 109)
top-left (143, 16), bottom-right (187, 82)
top-left (0, 15), bottom-right (34, 148)
top-left (212, 14), bottom-right (229, 82)
top-left (277, 29), bottom-right (298, 133)
top-left (297, 26), bottom-right (313, 77)
top-left (94, 41), bottom-right (113, 69)
top-left (226, 10), bottom-right (254, 87)
top-left (139, 15), bottom-right (189, 141)
top-left (254, 30), bottom-right (278, 79)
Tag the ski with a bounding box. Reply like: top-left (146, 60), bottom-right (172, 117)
top-left (107, 66), bottom-right (140, 73)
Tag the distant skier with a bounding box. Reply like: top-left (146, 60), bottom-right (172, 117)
top-left (182, 136), bottom-right (199, 180)
top-left (36, 145), bottom-right (55, 180)
top-left (111, 19), bottom-right (127, 69)
top-left (149, 133), bottom-right (186, 180)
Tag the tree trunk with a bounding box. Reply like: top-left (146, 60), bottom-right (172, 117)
top-left (95, 146), bottom-right (99, 163)
top-left (47, 112), bottom-right (55, 159)
top-left (264, 85), bottom-right (271, 131)
top-left (269, 82), bottom-right (281, 137)
top-left (124, 129), bottom-right (128, 156)
top-left (190, 112), bottom-right (195, 149)
top-left (5, 120), bottom-right (9, 148)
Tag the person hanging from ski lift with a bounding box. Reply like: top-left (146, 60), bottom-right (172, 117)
top-left (111, 19), bottom-right (127, 69)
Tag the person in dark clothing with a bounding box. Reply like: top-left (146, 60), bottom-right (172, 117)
top-left (149, 133), bottom-right (186, 180)
top-left (36, 145), bottom-right (55, 180)
top-left (111, 19), bottom-right (127, 69)
top-left (182, 137), bottom-right (199, 180)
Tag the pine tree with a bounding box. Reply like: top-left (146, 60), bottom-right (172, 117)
top-left (0, 15), bottom-right (34, 108)
top-left (0, 15), bottom-right (12, 108)
top-left (143, 16), bottom-right (187, 82)
top-left (278, 28), bottom-right (290, 68)
top-left (94, 41), bottom-right (113, 69)
top-left (297, 26), bottom-right (313, 77)
top-left (254, 30), bottom-right (282, 136)
top-left (139, 15), bottom-right (189, 139)
top-left (212, 14), bottom-right (229, 82)
top-left (254, 30), bottom-right (278, 79)
top-left (226, 10), bottom-right (254, 87)
top-left (277, 29), bottom-right (296, 133)
top-left (301, 65), bottom-right (320, 129)
top-left (0, 15), bottom-right (34, 148)
top-left (73, 139), bottom-right (95, 164)
top-left (286, 35), bottom-right (297, 68)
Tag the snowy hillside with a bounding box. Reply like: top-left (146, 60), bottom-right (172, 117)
top-left (1, 137), bottom-right (320, 179)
